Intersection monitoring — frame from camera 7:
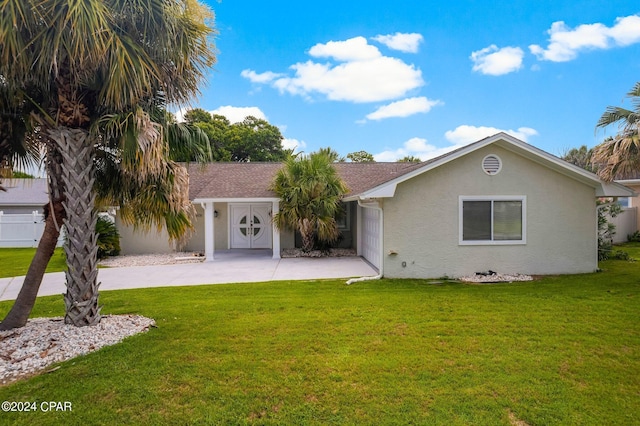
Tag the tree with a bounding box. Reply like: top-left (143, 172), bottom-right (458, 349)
top-left (181, 111), bottom-right (287, 162)
top-left (316, 147), bottom-right (345, 162)
top-left (184, 108), bottom-right (213, 125)
top-left (347, 150), bottom-right (375, 163)
top-left (0, 82), bottom-right (40, 190)
top-left (562, 145), bottom-right (595, 172)
top-left (592, 82), bottom-right (640, 181)
top-left (398, 155), bottom-right (421, 163)
top-left (271, 150), bottom-right (348, 252)
top-left (1, 104), bottom-right (211, 331)
top-left (0, 0), bottom-right (215, 327)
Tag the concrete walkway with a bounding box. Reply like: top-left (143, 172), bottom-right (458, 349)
top-left (0, 251), bottom-right (378, 301)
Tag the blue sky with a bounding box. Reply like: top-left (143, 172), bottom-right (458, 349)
top-left (181, 0), bottom-right (640, 161)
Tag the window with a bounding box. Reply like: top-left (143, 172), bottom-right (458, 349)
top-left (617, 197), bottom-right (630, 208)
top-left (459, 196), bottom-right (526, 245)
top-left (336, 202), bottom-right (351, 230)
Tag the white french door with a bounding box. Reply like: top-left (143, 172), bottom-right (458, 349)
top-left (230, 204), bottom-right (272, 249)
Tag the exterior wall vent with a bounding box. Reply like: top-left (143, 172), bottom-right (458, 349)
top-left (482, 155), bottom-right (502, 175)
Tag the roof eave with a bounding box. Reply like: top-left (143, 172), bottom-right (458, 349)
top-left (193, 197), bottom-right (280, 203)
top-left (353, 132), bottom-right (635, 199)
top-left (596, 182), bottom-right (637, 198)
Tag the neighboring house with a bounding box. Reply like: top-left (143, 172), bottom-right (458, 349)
top-left (0, 178), bottom-right (48, 214)
top-left (611, 177), bottom-right (640, 243)
top-left (0, 178), bottom-right (64, 248)
top-left (116, 133), bottom-right (635, 278)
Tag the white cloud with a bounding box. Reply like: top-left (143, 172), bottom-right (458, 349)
top-left (281, 138), bottom-right (306, 153)
top-left (308, 36), bottom-right (381, 61)
top-left (172, 107), bottom-right (189, 123)
top-left (374, 137), bottom-right (469, 162)
top-left (444, 125), bottom-right (538, 144)
top-left (609, 15), bottom-right (640, 45)
top-left (242, 36), bottom-right (424, 103)
top-left (240, 69), bottom-right (282, 84)
top-left (372, 32), bottom-right (424, 53)
top-left (210, 106), bottom-right (267, 123)
top-left (365, 97), bottom-right (442, 121)
top-left (470, 45), bottom-right (524, 76)
top-left (374, 125), bottom-right (539, 162)
top-left (529, 14), bottom-right (640, 62)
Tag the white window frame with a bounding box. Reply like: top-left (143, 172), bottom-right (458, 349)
top-left (458, 196), bottom-right (527, 245)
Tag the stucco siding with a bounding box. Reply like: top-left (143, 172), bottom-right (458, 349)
top-left (383, 145), bottom-right (597, 278)
top-left (184, 204), bottom-right (206, 252)
top-left (625, 183), bottom-right (640, 233)
top-left (116, 216), bottom-right (174, 255)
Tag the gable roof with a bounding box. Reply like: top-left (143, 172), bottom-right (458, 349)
top-left (189, 133), bottom-right (634, 202)
top-left (349, 132), bottom-right (636, 200)
top-left (188, 161), bottom-right (424, 201)
top-left (0, 179), bottom-right (49, 206)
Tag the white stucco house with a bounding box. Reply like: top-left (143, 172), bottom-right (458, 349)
top-left (116, 133), bottom-right (636, 278)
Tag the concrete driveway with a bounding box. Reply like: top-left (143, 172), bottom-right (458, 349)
top-left (0, 251), bottom-right (378, 301)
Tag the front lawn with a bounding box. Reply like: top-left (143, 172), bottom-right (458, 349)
top-left (0, 248), bottom-right (66, 278)
top-left (0, 246), bottom-right (638, 425)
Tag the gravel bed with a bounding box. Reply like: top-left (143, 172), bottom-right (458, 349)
top-left (281, 248), bottom-right (357, 258)
top-left (99, 252), bottom-right (204, 267)
top-left (0, 315), bottom-right (155, 385)
top-left (99, 249), bottom-right (357, 266)
top-left (460, 273), bottom-right (533, 283)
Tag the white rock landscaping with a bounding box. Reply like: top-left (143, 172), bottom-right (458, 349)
top-left (459, 273), bottom-right (534, 283)
top-left (0, 315), bottom-right (155, 385)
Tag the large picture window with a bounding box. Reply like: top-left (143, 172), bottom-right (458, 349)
top-left (459, 196), bottom-right (526, 245)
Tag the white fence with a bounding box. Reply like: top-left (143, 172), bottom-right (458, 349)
top-left (610, 207), bottom-right (638, 244)
top-left (0, 211), bottom-right (65, 248)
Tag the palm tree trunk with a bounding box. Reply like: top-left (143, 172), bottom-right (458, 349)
top-left (299, 218), bottom-right (315, 252)
top-left (51, 127), bottom-right (101, 326)
top-left (0, 201), bottom-right (64, 330)
top-left (0, 141), bottom-right (66, 330)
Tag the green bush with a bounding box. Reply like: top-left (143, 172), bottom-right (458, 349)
top-left (628, 231), bottom-right (640, 243)
top-left (96, 215), bottom-right (121, 259)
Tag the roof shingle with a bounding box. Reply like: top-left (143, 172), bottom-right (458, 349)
top-left (186, 161), bottom-right (425, 200)
top-left (0, 179), bottom-right (49, 206)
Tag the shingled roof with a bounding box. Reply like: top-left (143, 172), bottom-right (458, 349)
top-left (186, 161), bottom-right (424, 200)
top-left (0, 179), bottom-right (49, 206)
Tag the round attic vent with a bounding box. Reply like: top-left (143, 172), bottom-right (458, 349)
top-left (482, 155), bottom-right (502, 175)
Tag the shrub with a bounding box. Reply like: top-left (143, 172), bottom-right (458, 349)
top-left (598, 201), bottom-right (622, 261)
top-left (628, 231), bottom-right (640, 243)
top-left (610, 250), bottom-right (631, 261)
top-left (96, 215), bottom-right (121, 259)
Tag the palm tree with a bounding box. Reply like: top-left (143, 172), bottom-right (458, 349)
top-left (0, 82), bottom-right (70, 331)
top-left (592, 82), bottom-right (640, 181)
top-left (0, 104), bottom-right (211, 331)
top-left (0, 0), bottom-right (215, 327)
top-left (271, 150), bottom-right (348, 252)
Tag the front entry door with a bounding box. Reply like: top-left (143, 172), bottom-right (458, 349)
top-left (230, 204), bottom-right (272, 249)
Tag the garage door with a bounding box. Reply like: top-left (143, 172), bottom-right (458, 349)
top-left (361, 207), bottom-right (381, 270)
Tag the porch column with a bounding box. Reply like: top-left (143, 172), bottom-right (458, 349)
top-left (203, 201), bottom-right (215, 262)
top-left (356, 203), bottom-right (362, 256)
top-left (272, 200), bottom-right (281, 259)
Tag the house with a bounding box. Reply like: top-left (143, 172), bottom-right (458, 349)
top-left (0, 178), bottom-right (49, 214)
top-left (116, 133), bottom-right (636, 278)
top-left (609, 177), bottom-right (640, 243)
top-left (0, 178), bottom-right (64, 248)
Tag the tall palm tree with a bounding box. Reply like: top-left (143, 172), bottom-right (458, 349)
top-left (0, 104), bottom-right (211, 331)
top-left (0, 0), bottom-right (215, 326)
top-left (271, 150), bottom-right (348, 252)
top-left (592, 82), bottom-right (640, 181)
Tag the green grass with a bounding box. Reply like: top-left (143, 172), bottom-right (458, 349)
top-left (0, 248), bottom-right (66, 278)
top-left (0, 245), bottom-right (639, 425)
